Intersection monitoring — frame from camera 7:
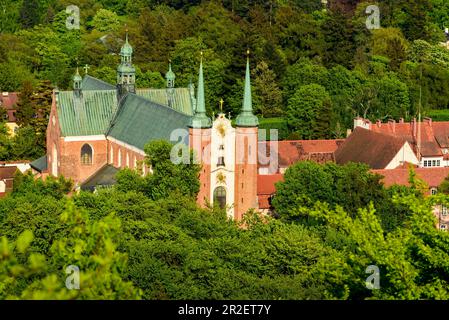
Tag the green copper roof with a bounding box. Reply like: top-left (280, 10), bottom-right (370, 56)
top-left (57, 90), bottom-right (118, 136)
top-left (190, 58), bottom-right (211, 128)
top-left (81, 164), bottom-right (119, 191)
top-left (30, 155), bottom-right (47, 172)
top-left (236, 58), bottom-right (258, 127)
top-left (165, 63), bottom-right (176, 81)
top-left (136, 88), bottom-right (194, 116)
top-left (120, 33), bottom-right (133, 57)
top-left (108, 93), bottom-right (191, 150)
top-left (82, 75), bottom-right (116, 91)
top-left (117, 63), bottom-right (135, 73)
top-left (73, 68), bottom-right (82, 82)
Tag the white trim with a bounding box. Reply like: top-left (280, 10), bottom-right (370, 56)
top-left (107, 136), bottom-right (145, 156)
top-left (64, 135), bottom-right (106, 142)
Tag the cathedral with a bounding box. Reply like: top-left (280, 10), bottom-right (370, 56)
top-left (33, 34), bottom-right (263, 220)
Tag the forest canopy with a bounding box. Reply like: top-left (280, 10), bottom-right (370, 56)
top-left (1, 0), bottom-right (449, 140)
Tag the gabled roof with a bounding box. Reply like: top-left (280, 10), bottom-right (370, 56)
top-left (136, 88), bottom-right (194, 116)
top-left (81, 164), bottom-right (119, 191)
top-left (367, 119), bottom-right (443, 157)
top-left (30, 155), bottom-right (47, 172)
top-left (57, 90), bottom-right (118, 136)
top-left (82, 75), bottom-right (116, 91)
top-left (335, 127), bottom-right (407, 169)
top-left (107, 93), bottom-right (191, 150)
top-left (374, 167), bottom-right (449, 188)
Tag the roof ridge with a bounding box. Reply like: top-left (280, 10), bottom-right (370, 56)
top-left (83, 75), bottom-right (115, 89)
top-left (354, 126), bottom-right (406, 143)
top-left (125, 92), bottom-right (192, 117)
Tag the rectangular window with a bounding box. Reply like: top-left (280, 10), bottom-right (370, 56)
top-left (217, 157), bottom-right (225, 167)
top-left (433, 160), bottom-right (437, 167)
top-left (424, 161), bottom-right (428, 167)
top-left (443, 206), bottom-right (448, 216)
top-left (437, 160), bottom-right (441, 167)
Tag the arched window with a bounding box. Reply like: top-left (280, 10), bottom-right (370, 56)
top-left (81, 144), bottom-right (93, 165)
top-left (213, 187), bottom-right (227, 209)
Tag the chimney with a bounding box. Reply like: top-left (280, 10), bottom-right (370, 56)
top-left (388, 119), bottom-right (396, 133)
top-left (354, 117), bottom-right (371, 130)
top-left (346, 129), bottom-right (352, 137)
top-left (399, 118), bottom-right (404, 124)
top-left (424, 117), bottom-right (432, 127)
top-left (376, 119), bottom-right (382, 128)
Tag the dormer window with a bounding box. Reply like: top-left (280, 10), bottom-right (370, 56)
top-left (217, 156), bottom-right (225, 167)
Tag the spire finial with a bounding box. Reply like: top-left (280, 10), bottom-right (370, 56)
top-left (125, 24), bottom-right (129, 43)
top-left (219, 98), bottom-right (224, 113)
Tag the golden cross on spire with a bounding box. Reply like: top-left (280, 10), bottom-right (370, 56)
top-left (83, 64), bottom-right (90, 75)
top-left (219, 98), bottom-right (224, 113)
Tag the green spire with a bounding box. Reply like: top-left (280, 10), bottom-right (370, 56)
top-left (236, 51), bottom-right (258, 127)
top-left (166, 61), bottom-right (176, 88)
top-left (190, 53), bottom-right (211, 128)
top-left (120, 31), bottom-right (133, 63)
top-left (73, 66), bottom-right (82, 91)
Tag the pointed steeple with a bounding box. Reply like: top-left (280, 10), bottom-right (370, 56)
top-left (190, 52), bottom-right (212, 128)
top-left (236, 50), bottom-right (258, 127)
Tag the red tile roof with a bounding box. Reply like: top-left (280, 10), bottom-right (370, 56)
top-left (258, 139), bottom-right (344, 168)
top-left (335, 127), bottom-right (408, 169)
top-left (368, 119), bottom-right (443, 157)
top-left (257, 174), bottom-right (284, 209)
top-left (258, 174), bottom-right (284, 195)
top-left (0, 166), bottom-right (18, 180)
top-left (373, 167), bottom-right (449, 188)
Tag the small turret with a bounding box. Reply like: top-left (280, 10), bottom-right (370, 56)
top-left (117, 31), bottom-right (136, 96)
top-left (166, 62), bottom-right (176, 89)
top-left (73, 67), bottom-right (82, 97)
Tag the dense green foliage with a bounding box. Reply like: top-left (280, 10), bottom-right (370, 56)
top-left (1, 141), bottom-right (449, 300)
top-left (1, 0), bottom-right (449, 301)
top-left (1, 0), bottom-right (449, 143)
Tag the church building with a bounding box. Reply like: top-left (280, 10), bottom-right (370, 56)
top-left (33, 34), bottom-right (263, 220)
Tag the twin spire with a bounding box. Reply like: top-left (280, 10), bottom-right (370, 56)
top-left (191, 50), bottom-right (258, 129)
top-left (191, 52), bottom-right (212, 128)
